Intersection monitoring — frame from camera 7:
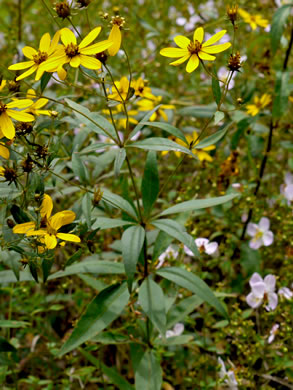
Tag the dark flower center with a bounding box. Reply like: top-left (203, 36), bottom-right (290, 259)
top-left (33, 50), bottom-right (48, 65)
top-left (0, 102), bottom-right (7, 114)
top-left (65, 43), bottom-right (80, 58)
top-left (187, 40), bottom-right (202, 55)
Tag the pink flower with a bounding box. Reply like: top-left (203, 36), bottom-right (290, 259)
top-left (246, 272), bottom-right (278, 311)
top-left (280, 172), bottom-right (293, 203)
top-left (247, 217), bottom-right (274, 250)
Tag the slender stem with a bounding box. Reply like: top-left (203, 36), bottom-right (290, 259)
top-left (156, 155), bottom-right (186, 201)
top-left (125, 155), bottom-right (143, 222)
top-left (283, 27), bottom-right (293, 71)
top-left (85, 8), bottom-right (92, 30)
top-left (143, 235), bottom-right (148, 279)
top-left (67, 17), bottom-right (82, 39)
top-left (41, 0), bottom-right (61, 28)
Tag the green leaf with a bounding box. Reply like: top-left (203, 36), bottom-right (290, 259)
top-left (139, 277), bottom-right (166, 335)
top-left (135, 350), bottom-right (162, 390)
top-left (0, 183), bottom-right (21, 199)
top-left (122, 225), bottom-right (145, 290)
top-left (128, 104), bottom-right (161, 140)
top-left (65, 98), bottom-right (116, 139)
top-left (166, 295), bottom-right (203, 328)
top-left (0, 269), bottom-right (34, 284)
top-left (0, 320), bottom-right (29, 328)
top-left (10, 205), bottom-right (30, 223)
top-left (72, 152), bottom-right (88, 184)
top-left (40, 72), bottom-right (52, 93)
top-left (271, 4), bottom-right (292, 55)
top-left (92, 217), bottom-right (134, 230)
top-left (152, 219), bottom-right (199, 257)
top-left (114, 148), bottom-right (126, 177)
top-left (156, 267), bottom-right (228, 319)
top-left (152, 230), bottom-right (174, 261)
top-left (154, 335), bottom-right (193, 346)
top-left (212, 69), bottom-right (222, 105)
top-left (177, 104), bottom-right (216, 118)
top-left (141, 151), bottom-right (159, 216)
top-left (194, 123), bottom-right (231, 149)
top-left (140, 122), bottom-right (187, 143)
top-left (213, 111), bottom-right (225, 125)
top-left (80, 142), bottom-right (113, 154)
top-left (0, 337), bottom-right (16, 353)
top-left (272, 71), bottom-right (290, 119)
top-left (49, 258), bottom-right (124, 280)
top-left (102, 189), bottom-right (138, 220)
top-left (82, 192), bottom-right (92, 229)
top-left (65, 248), bottom-right (83, 267)
top-left (42, 258), bottom-right (54, 283)
top-left (158, 193), bottom-right (239, 216)
top-left (58, 282), bottom-right (130, 356)
top-left (129, 137), bottom-right (194, 157)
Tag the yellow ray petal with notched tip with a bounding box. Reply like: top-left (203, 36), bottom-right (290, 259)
top-left (40, 194), bottom-right (53, 219)
top-left (39, 33), bottom-right (51, 52)
top-left (0, 144), bottom-right (9, 159)
top-left (16, 65), bottom-right (38, 81)
top-left (160, 47), bottom-right (189, 58)
top-left (202, 42), bottom-right (231, 54)
top-left (13, 221), bottom-right (36, 234)
top-left (193, 27), bottom-right (204, 43)
top-left (22, 46), bottom-right (37, 59)
top-left (108, 24), bottom-right (121, 56)
top-left (7, 99), bottom-right (33, 109)
top-left (56, 233), bottom-right (81, 242)
top-left (45, 234), bottom-right (57, 249)
top-left (7, 110), bottom-right (34, 122)
top-left (198, 51), bottom-right (216, 61)
top-left (174, 35), bottom-right (190, 49)
top-left (202, 30), bottom-right (227, 47)
top-left (186, 54), bottom-right (199, 73)
top-left (8, 61), bottom-right (34, 70)
top-left (79, 26), bottom-right (102, 49)
top-left (79, 55), bottom-right (102, 69)
top-left (0, 113), bottom-right (15, 139)
top-left (80, 39), bottom-right (113, 55)
top-left (61, 28), bottom-right (77, 46)
top-left (70, 56), bottom-right (81, 67)
top-left (170, 54), bottom-right (191, 66)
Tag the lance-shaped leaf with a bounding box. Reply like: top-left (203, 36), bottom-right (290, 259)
top-left (177, 104), bottom-right (216, 118)
top-left (128, 105), bottom-right (161, 140)
top-left (158, 193), bottom-right (238, 217)
top-left (92, 217), bottom-right (134, 230)
top-left (156, 267), bottom-right (228, 319)
top-left (128, 137), bottom-right (194, 157)
top-left (152, 219), bottom-right (199, 257)
top-left (58, 282), bottom-right (130, 356)
top-left (272, 71), bottom-right (290, 119)
top-left (140, 122), bottom-right (187, 143)
top-left (122, 225), bottom-right (145, 290)
top-left (141, 151), bottom-right (159, 216)
top-left (102, 189), bottom-right (138, 220)
top-left (72, 152), bottom-right (88, 184)
top-left (114, 148), bottom-right (126, 177)
top-left (194, 124), bottom-right (230, 150)
top-left (212, 66), bottom-right (221, 105)
top-left (138, 277), bottom-right (166, 335)
top-left (135, 350), bottom-right (162, 390)
top-left (271, 4), bottom-right (292, 55)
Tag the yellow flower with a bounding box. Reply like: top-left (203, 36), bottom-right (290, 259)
top-left (0, 142), bottom-right (9, 159)
top-left (246, 94), bottom-right (271, 116)
top-left (8, 32), bottom-right (60, 81)
top-left (0, 99), bottom-right (34, 139)
top-left (40, 27), bottom-right (113, 80)
top-left (238, 9), bottom-right (269, 30)
top-left (160, 27), bottom-right (231, 73)
top-left (0, 80), bottom-right (6, 92)
top-left (163, 131), bottom-right (216, 161)
top-left (113, 104), bottom-right (138, 128)
top-left (13, 194), bottom-right (80, 250)
top-left (23, 89), bottom-right (51, 116)
top-left (108, 76), bottom-right (130, 102)
top-left (108, 15), bottom-right (125, 56)
top-left (137, 96), bottom-right (174, 121)
top-left (131, 77), bottom-right (154, 99)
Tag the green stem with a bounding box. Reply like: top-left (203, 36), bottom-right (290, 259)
top-left (125, 154), bottom-right (143, 222)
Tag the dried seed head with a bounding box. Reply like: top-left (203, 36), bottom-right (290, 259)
top-left (6, 218), bottom-right (15, 228)
top-left (227, 4), bottom-right (238, 25)
top-left (55, 1), bottom-right (71, 19)
top-left (228, 52), bottom-right (242, 72)
top-left (7, 80), bottom-right (20, 93)
top-left (111, 15), bottom-right (125, 28)
top-left (95, 51), bottom-right (108, 64)
top-left (16, 122), bottom-right (34, 136)
top-left (35, 145), bottom-right (49, 159)
top-left (93, 188), bottom-right (103, 206)
top-left (2, 167), bottom-right (18, 184)
top-left (21, 154), bottom-right (34, 173)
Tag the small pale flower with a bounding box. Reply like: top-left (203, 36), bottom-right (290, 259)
top-left (280, 172), bottom-right (293, 203)
top-left (278, 287), bottom-right (293, 300)
top-left (166, 323), bottom-right (184, 338)
top-left (247, 217), bottom-right (274, 250)
top-left (185, 237), bottom-right (218, 256)
top-left (218, 358), bottom-right (238, 390)
top-left (268, 324), bottom-right (279, 344)
top-left (246, 272), bottom-right (278, 311)
top-left (156, 246), bottom-right (178, 269)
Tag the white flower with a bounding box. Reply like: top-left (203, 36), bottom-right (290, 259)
top-left (184, 238), bottom-right (218, 257)
top-left (280, 172), bottom-right (293, 203)
top-left (156, 246), bottom-right (178, 269)
top-left (246, 272), bottom-right (278, 311)
top-left (166, 323), bottom-right (184, 338)
top-left (247, 217), bottom-right (274, 250)
top-left (268, 323), bottom-right (279, 344)
top-left (218, 66), bottom-right (236, 90)
top-left (218, 358), bottom-right (238, 390)
top-left (278, 286), bottom-right (293, 300)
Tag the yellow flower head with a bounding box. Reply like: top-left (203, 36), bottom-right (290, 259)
top-left (108, 76), bottom-right (130, 102)
top-left (137, 96), bottom-right (174, 122)
top-left (238, 9), bottom-right (269, 30)
top-left (23, 89), bottom-right (51, 117)
top-left (246, 93), bottom-right (271, 116)
top-left (131, 77), bottom-right (153, 99)
top-left (40, 27), bottom-right (113, 80)
top-left (0, 80), bottom-right (6, 92)
top-left (8, 32), bottom-right (60, 81)
top-left (108, 15), bottom-right (125, 56)
top-left (160, 27), bottom-right (231, 73)
top-left (0, 99), bottom-right (34, 139)
top-left (13, 194), bottom-right (80, 250)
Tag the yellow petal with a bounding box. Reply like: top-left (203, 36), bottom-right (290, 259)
top-left (40, 54), bottom-right (67, 72)
top-left (40, 194), bottom-right (53, 219)
top-left (0, 144), bottom-right (9, 159)
top-left (80, 39), bottom-right (113, 55)
top-left (79, 55), bottom-right (102, 69)
top-left (50, 210), bottom-right (76, 230)
top-left (7, 99), bottom-right (33, 109)
top-left (56, 233), bottom-right (80, 243)
top-left (39, 33), bottom-right (51, 52)
top-left (79, 26), bottom-right (102, 49)
top-left (0, 113), bottom-right (15, 139)
top-left (108, 25), bottom-right (121, 56)
top-left (193, 27), bottom-right (204, 44)
top-left (174, 35), bottom-right (190, 49)
top-left (186, 54), bottom-right (199, 73)
top-left (33, 98), bottom-right (48, 109)
top-left (202, 42), bottom-right (231, 54)
top-left (238, 9), bottom-right (250, 19)
top-left (45, 234), bottom-right (57, 249)
top-left (26, 229), bottom-right (47, 236)
top-left (16, 65), bottom-right (38, 81)
top-left (13, 222), bottom-right (36, 234)
top-left (7, 109), bottom-right (34, 122)
top-left (57, 65), bottom-right (67, 80)
top-left (196, 150), bottom-right (213, 161)
top-left (48, 31), bottom-right (61, 55)
top-left (26, 89), bottom-right (36, 99)
top-left (61, 28), bottom-right (77, 46)
top-left (198, 51), bottom-right (216, 61)
top-left (70, 56), bottom-right (81, 68)
top-left (9, 61), bottom-right (34, 70)
top-left (202, 30), bottom-right (227, 47)
top-left (160, 47), bottom-right (189, 58)
top-left (22, 46), bottom-right (37, 59)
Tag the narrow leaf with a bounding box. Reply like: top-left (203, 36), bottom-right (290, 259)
top-left (140, 122), bottom-right (187, 143)
top-left (114, 148), bottom-right (126, 177)
top-left (129, 137), bottom-right (194, 157)
top-left (272, 71), bottom-right (290, 119)
top-left (82, 192), bottom-right (92, 228)
top-left (92, 217), bottom-right (134, 230)
top-left (141, 151), bottom-right (159, 216)
top-left (135, 350), bottom-right (162, 390)
top-left (102, 189), bottom-right (138, 220)
top-left (195, 123), bottom-right (231, 149)
top-left (271, 5), bottom-right (292, 55)
top-left (128, 104), bottom-right (161, 140)
top-left (72, 152), bottom-right (87, 184)
top-left (212, 68), bottom-right (222, 105)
